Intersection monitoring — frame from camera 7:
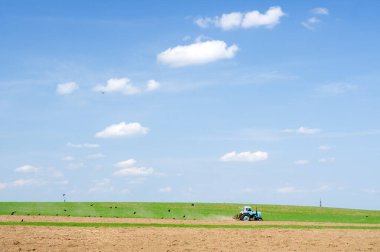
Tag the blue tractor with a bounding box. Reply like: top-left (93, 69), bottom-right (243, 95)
top-left (238, 206), bottom-right (263, 221)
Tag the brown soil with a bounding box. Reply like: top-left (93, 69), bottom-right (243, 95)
top-left (1, 216), bottom-right (379, 251)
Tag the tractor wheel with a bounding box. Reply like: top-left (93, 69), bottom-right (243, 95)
top-left (243, 215), bottom-right (250, 221)
top-left (239, 213), bottom-right (244, 221)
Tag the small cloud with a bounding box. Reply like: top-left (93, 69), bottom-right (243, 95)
top-left (317, 83), bottom-right (357, 95)
top-left (157, 40), bottom-right (238, 67)
top-left (195, 6), bottom-right (285, 30)
top-left (301, 17), bottom-right (320, 30)
top-left (146, 80), bottom-right (160, 91)
top-left (66, 142), bottom-right (100, 148)
top-left (318, 145), bottom-right (333, 151)
top-left (93, 78), bottom-right (140, 95)
top-left (311, 7), bottom-right (329, 15)
top-left (319, 157), bottom-right (336, 163)
top-left (276, 186), bottom-right (297, 193)
top-left (159, 186), bottom-right (172, 193)
top-left (283, 126), bottom-right (321, 135)
top-left (220, 151), bottom-right (268, 162)
top-left (15, 165), bottom-right (38, 173)
top-left (114, 159), bottom-right (137, 168)
top-left (95, 122), bottom-right (149, 138)
top-left (56, 82), bottom-right (79, 95)
top-left (62, 156), bottom-right (74, 161)
top-left (113, 167), bottom-right (154, 176)
top-left (294, 160), bottom-right (309, 165)
top-left (67, 162), bottom-right (86, 170)
top-left (86, 153), bottom-right (105, 159)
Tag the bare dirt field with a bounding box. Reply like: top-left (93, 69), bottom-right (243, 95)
top-left (1, 216), bottom-right (380, 251)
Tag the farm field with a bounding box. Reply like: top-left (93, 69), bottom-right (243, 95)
top-left (1, 202), bottom-right (379, 251)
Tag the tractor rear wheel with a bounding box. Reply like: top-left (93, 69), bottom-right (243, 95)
top-left (243, 215), bottom-right (250, 221)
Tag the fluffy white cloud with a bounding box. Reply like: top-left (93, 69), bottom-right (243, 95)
top-left (56, 82), bottom-right (79, 95)
top-left (114, 159), bottom-right (137, 168)
top-left (157, 40), bottom-right (238, 67)
top-left (15, 165), bottom-right (38, 173)
top-left (318, 145), bottom-right (333, 151)
top-left (319, 157), bottom-right (336, 163)
top-left (62, 156), bottom-right (74, 161)
top-left (159, 186), bottom-right (172, 193)
top-left (67, 142), bottom-right (100, 148)
top-left (311, 7), bottom-right (329, 15)
top-left (113, 167), bottom-right (154, 176)
top-left (276, 186), bottom-right (297, 193)
top-left (220, 151), bottom-right (268, 162)
top-left (294, 160), bottom-right (309, 165)
top-left (95, 122), bottom-right (149, 138)
top-left (195, 6), bottom-right (285, 30)
top-left (301, 17), bottom-right (320, 30)
top-left (283, 126), bottom-right (321, 135)
top-left (94, 78), bottom-right (140, 95)
top-left (146, 79), bottom-right (160, 91)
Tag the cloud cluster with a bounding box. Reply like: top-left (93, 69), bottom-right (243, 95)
top-left (157, 40), bottom-right (238, 67)
top-left (302, 7), bottom-right (329, 30)
top-left (283, 126), bottom-right (321, 135)
top-left (93, 78), bottom-right (160, 95)
top-left (113, 159), bottom-right (154, 176)
top-left (56, 82), bottom-right (79, 95)
top-left (220, 151), bottom-right (268, 162)
top-left (95, 122), bottom-right (149, 138)
top-left (195, 6), bottom-right (285, 30)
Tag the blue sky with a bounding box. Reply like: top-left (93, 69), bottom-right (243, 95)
top-left (1, 1), bottom-right (379, 209)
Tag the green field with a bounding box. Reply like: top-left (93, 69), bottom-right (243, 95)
top-left (0, 202), bottom-right (379, 224)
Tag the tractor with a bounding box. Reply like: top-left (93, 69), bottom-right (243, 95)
top-left (238, 206), bottom-right (263, 221)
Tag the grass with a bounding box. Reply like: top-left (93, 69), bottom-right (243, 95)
top-left (0, 221), bottom-right (379, 230)
top-left (0, 202), bottom-right (379, 224)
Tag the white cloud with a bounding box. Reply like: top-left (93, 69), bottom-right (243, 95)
top-left (94, 78), bottom-right (140, 95)
top-left (294, 160), bottom-right (309, 165)
top-left (220, 151), bottom-right (268, 162)
top-left (318, 83), bottom-right (357, 95)
top-left (283, 126), bottom-right (321, 135)
top-left (302, 17), bottom-right (320, 30)
top-left (319, 157), bottom-right (336, 163)
top-left (95, 122), bottom-right (149, 138)
top-left (277, 186), bottom-right (297, 193)
top-left (0, 182), bottom-right (7, 190)
top-left (56, 82), bottom-right (79, 95)
top-left (318, 145), bottom-right (333, 151)
top-left (113, 167), bottom-right (154, 176)
top-left (195, 6), bottom-right (285, 30)
top-left (159, 186), bottom-right (172, 193)
top-left (157, 40), bottom-right (238, 67)
top-left (67, 142), bottom-right (100, 148)
top-left (311, 7), bottom-right (329, 15)
top-left (62, 156), bottom-right (74, 161)
top-left (114, 159), bottom-right (137, 168)
top-left (15, 165), bottom-right (38, 173)
top-left (86, 153), bottom-right (105, 159)
top-left (67, 162), bottom-right (86, 170)
top-left (146, 79), bottom-right (160, 91)
top-left (11, 179), bottom-right (39, 187)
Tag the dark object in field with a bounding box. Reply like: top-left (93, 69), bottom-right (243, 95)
top-left (27, 214), bottom-right (30, 216)
top-left (191, 203), bottom-right (194, 206)
top-left (38, 213), bottom-right (41, 215)
top-left (115, 206), bottom-right (117, 208)
top-left (173, 218), bottom-right (175, 219)
top-left (133, 211), bottom-right (136, 214)
top-left (64, 209), bottom-right (67, 211)
top-left (168, 209), bottom-right (171, 212)
top-left (109, 206), bottom-right (112, 208)
top-left (183, 215), bottom-right (186, 218)
top-left (21, 219), bottom-right (23, 222)
top-left (56, 214), bottom-right (58, 216)
top-left (90, 204), bottom-right (93, 207)
top-left (11, 211), bottom-right (16, 215)
top-left (100, 216), bottom-right (102, 217)
top-left (68, 215), bottom-right (70, 217)
top-left (366, 216), bottom-right (369, 217)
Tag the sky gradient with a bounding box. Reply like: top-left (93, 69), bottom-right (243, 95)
top-left (1, 1), bottom-right (379, 210)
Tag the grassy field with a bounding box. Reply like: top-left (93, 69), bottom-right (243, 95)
top-left (0, 202), bottom-right (379, 224)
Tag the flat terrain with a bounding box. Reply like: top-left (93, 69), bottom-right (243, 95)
top-left (1, 216), bottom-right (380, 251)
top-left (1, 203), bottom-right (379, 251)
